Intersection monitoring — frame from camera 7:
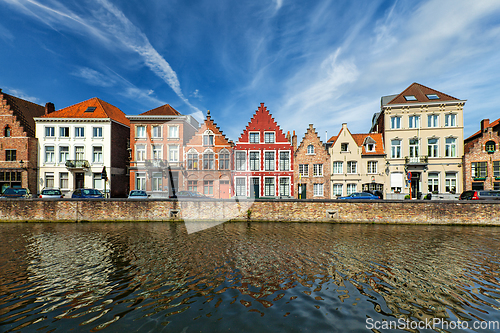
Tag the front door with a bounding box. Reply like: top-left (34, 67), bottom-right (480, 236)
top-left (251, 178), bottom-right (260, 198)
top-left (75, 172), bottom-right (84, 189)
top-left (219, 180), bottom-right (230, 199)
top-left (298, 184), bottom-right (306, 199)
top-left (411, 172), bottom-right (421, 199)
top-left (168, 171), bottom-right (179, 196)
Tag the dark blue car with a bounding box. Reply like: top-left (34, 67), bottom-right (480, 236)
top-left (338, 192), bottom-right (381, 200)
top-left (71, 188), bottom-right (104, 199)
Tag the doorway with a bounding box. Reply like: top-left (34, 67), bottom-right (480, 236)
top-left (250, 178), bottom-right (260, 198)
top-left (298, 184), bottom-right (306, 199)
top-left (410, 172), bottom-right (421, 199)
top-left (75, 172), bottom-right (84, 189)
top-left (219, 180), bottom-right (230, 199)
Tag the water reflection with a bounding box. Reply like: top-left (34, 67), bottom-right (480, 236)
top-left (0, 223), bottom-right (499, 332)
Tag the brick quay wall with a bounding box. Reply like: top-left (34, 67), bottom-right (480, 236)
top-left (0, 199), bottom-right (499, 225)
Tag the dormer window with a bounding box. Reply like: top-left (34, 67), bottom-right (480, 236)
top-left (307, 145), bottom-right (314, 154)
top-left (366, 143), bottom-right (375, 152)
top-left (203, 130), bottom-right (214, 146)
top-left (486, 141), bottom-right (496, 153)
top-left (341, 143), bottom-right (348, 152)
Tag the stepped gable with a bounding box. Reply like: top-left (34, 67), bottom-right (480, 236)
top-left (464, 117), bottom-right (500, 153)
top-left (387, 83), bottom-right (459, 105)
top-left (1, 91), bottom-right (45, 137)
top-left (186, 110), bottom-right (232, 147)
top-left (140, 104), bottom-right (181, 116)
top-left (41, 97), bottom-right (130, 127)
top-left (296, 124), bottom-right (327, 152)
top-left (238, 103), bottom-right (289, 143)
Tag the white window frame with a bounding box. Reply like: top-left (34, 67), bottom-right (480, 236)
top-left (45, 126), bottom-right (55, 138)
top-left (347, 161), bottom-right (357, 174)
top-left (445, 172), bottom-right (457, 193)
top-left (152, 145), bottom-right (163, 160)
top-left (391, 116), bottom-right (401, 129)
top-left (249, 132), bottom-right (260, 144)
top-left (168, 145), bottom-right (179, 162)
top-left (93, 146), bottom-right (103, 163)
top-left (168, 125), bottom-right (179, 139)
top-left (333, 184), bottom-right (343, 196)
top-left (299, 164), bottom-right (309, 177)
top-left (427, 138), bottom-right (439, 158)
top-left (279, 177), bottom-right (290, 197)
top-left (445, 137), bottom-right (457, 157)
top-left (307, 145), bottom-right (315, 155)
top-left (235, 151), bottom-right (246, 171)
top-left (367, 161), bottom-right (377, 174)
top-left (333, 161), bottom-right (343, 174)
top-left (136, 145), bottom-right (146, 162)
top-left (264, 177), bottom-right (275, 197)
top-left (136, 173), bottom-right (146, 191)
top-left (136, 125), bottom-right (146, 138)
top-left (249, 151), bottom-right (260, 171)
top-left (408, 115), bottom-right (420, 129)
top-left (346, 183), bottom-right (357, 195)
top-left (313, 164), bottom-right (323, 177)
top-left (45, 146), bottom-right (55, 163)
top-left (59, 146), bottom-right (69, 163)
top-left (445, 114), bottom-right (457, 127)
top-left (428, 172), bottom-right (439, 193)
top-left (427, 114), bottom-right (439, 128)
top-left (93, 127), bottom-right (103, 138)
top-left (235, 177), bottom-right (246, 196)
top-left (313, 183), bottom-right (324, 197)
top-left (75, 127), bottom-right (85, 138)
top-left (152, 125), bottom-right (162, 138)
top-left (152, 172), bottom-right (163, 191)
top-left (279, 151), bottom-right (290, 171)
top-left (264, 151), bottom-right (275, 171)
top-left (264, 132), bottom-right (275, 144)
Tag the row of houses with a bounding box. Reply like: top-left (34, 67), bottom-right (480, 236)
top-left (0, 83), bottom-right (498, 199)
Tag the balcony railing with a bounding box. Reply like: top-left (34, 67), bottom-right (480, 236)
top-left (143, 160), bottom-right (183, 169)
top-left (405, 156), bottom-right (428, 165)
top-left (65, 160), bottom-right (90, 169)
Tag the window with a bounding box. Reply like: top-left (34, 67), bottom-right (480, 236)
top-left (188, 180), bottom-right (198, 192)
top-left (404, 95), bottom-right (417, 101)
top-left (236, 178), bottom-right (246, 196)
top-left (5, 149), bottom-right (16, 161)
top-left (409, 138), bottom-right (419, 158)
top-left (366, 143), bottom-right (375, 152)
top-left (367, 161), bottom-right (377, 174)
top-left (136, 126), bottom-right (146, 138)
top-left (341, 143), bottom-right (349, 152)
top-left (236, 152), bottom-right (246, 171)
top-left (428, 115), bottom-right (439, 128)
top-left (136, 173), bottom-right (146, 190)
top-left (390, 172), bottom-right (403, 193)
top-left (93, 127), bottom-right (103, 138)
top-left (264, 132), bottom-right (275, 143)
top-left (45, 172), bottom-right (54, 188)
top-left (313, 183), bottom-right (323, 197)
top-left (60, 127), bottom-right (69, 137)
top-left (204, 180), bottom-right (214, 195)
top-left (264, 178), bottom-right (275, 196)
top-left (472, 182), bottom-right (484, 191)
top-left (249, 152), bottom-right (260, 171)
top-left (203, 152), bottom-right (215, 170)
top-left (75, 146), bottom-right (84, 160)
top-left (426, 94), bottom-right (440, 100)
top-left (495, 182), bottom-right (500, 191)
top-left (280, 151), bottom-right (290, 171)
top-left (58, 146), bottom-right (69, 163)
top-left (445, 114), bottom-right (456, 127)
top-left (203, 133), bottom-right (214, 146)
top-left (152, 126), bottom-right (162, 138)
top-left (333, 161), bottom-right (343, 174)
top-left (93, 146), bottom-right (103, 163)
top-left (445, 172), bottom-right (457, 193)
top-left (75, 127), bottom-right (84, 138)
top-left (4, 126), bottom-right (11, 137)
top-left (494, 161), bottom-right (500, 177)
top-left (136, 145), bottom-right (146, 162)
top-left (307, 145), bottom-right (314, 154)
top-left (299, 164), bottom-right (309, 177)
top-left (249, 132), bottom-right (259, 143)
top-left (347, 183), bottom-right (357, 195)
top-left (45, 127), bottom-right (55, 137)
top-left (313, 164), bottom-right (323, 177)
top-left (168, 126), bottom-right (179, 139)
top-left (427, 138), bottom-right (439, 158)
top-left (391, 140), bottom-right (401, 158)
top-left (333, 184), bottom-right (343, 196)
top-left (152, 145), bottom-right (163, 160)
top-left (445, 138), bottom-right (456, 157)
top-left (187, 153), bottom-right (198, 170)
top-left (168, 145), bottom-right (178, 162)
top-left (59, 172), bottom-right (69, 189)
top-left (93, 173), bottom-right (103, 190)
top-left (428, 173), bottom-right (439, 193)
top-left (347, 161), bottom-right (357, 174)
top-left (391, 116), bottom-right (401, 129)
top-left (219, 152), bottom-right (230, 170)
top-left (265, 152), bottom-right (275, 171)
top-left (152, 172), bottom-right (162, 191)
top-left (472, 162), bottom-right (487, 178)
top-left (408, 115), bottom-right (420, 128)
top-left (45, 146), bottom-right (55, 163)
top-left (486, 141), bottom-right (496, 152)
top-left (85, 107), bottom-right (96, 113)
top-left (279, 178), bottom-right (290, 196)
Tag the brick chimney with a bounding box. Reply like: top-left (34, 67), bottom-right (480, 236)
top-left (45, 102), bottom-right (55, 115)
top-left (481, 119), bottom-right (490, 133)
top-left (292, 130), bottom-right (297, 150)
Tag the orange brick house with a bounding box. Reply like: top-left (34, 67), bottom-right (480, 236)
top-left (0, 89), bottom-right (47, 194)
top-left (463, 118), bottom-right (500, 191)
top-left (294, 124), bottom-right (331, 199)
top-left (183, 110), bottom-right (233, 198)
top-left (127, 104), bottom-right (198, 197)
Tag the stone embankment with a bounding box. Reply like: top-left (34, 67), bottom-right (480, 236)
top-left (0, 199), bottom-right (499, 225)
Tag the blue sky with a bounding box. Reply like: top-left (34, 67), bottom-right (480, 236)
top-left (1, 0), bottom-right (500, 141)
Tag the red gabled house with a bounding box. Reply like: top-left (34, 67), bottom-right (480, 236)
top-left (233, 103), bottom-right (294, 198)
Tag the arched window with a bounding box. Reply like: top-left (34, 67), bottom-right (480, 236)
top-left (4, 126), bottom-right (11, 137)
top-left (307, 144), bottom-right (314, 154)
top-left (203, 130), bottom-right (214, 146)
top-left (486, 141), bottom-right (496, 153)
top-left (187, 148), bottom-right (198, 170)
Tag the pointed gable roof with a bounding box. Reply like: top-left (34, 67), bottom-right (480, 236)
top-left (386, 83), bottom-right (459, 105)
top-left (140, 104), bottom-right (181, 116)
top-left (328, 125), bottom-right (384, 155)
top-left (238, 103), bottom-right (289, 143)
top-left (1, 90), bottom-right (45, 137)
top-left (297, 124), bottom-right (328, 153)
top-left (186, 110), bottom-right (232, 147)
top-left (40, 97), bottom-right (130, 127)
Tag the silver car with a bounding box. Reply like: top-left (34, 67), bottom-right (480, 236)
top-left (39, 188), bottom-right (64, 198)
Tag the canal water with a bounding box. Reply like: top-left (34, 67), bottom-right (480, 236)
top-left (1, 222), bottom-right (500, 332)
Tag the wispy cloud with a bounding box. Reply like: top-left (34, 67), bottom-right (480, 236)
top-left (3, 87), bottom-right (40, 104)
top-left (0, 22), bottom-right (14, 41)
top-left (71, 67), bottom-right (116, 87)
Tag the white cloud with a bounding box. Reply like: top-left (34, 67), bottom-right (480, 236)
top-left (3, 87), bottom-right (40, 104)
top-left (71, 67), bottom-right (116, 87)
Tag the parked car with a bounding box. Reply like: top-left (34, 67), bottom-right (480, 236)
top-left (1, 188), bottom-right (31, 199)
top-left (459, 190), bottom-right (500, 200)
top-left (169, 191), bottom-right (209, 199)
top-left (128, 190), bottom-right (149, 199)
top-left (39, 188), bottom-right (64, 198)
top-left (366, 190), bottom-right (383, 199)
top-left (338, 192), bottom-right (381, 200)
top-left (71, 188), bottom-right (104, 199)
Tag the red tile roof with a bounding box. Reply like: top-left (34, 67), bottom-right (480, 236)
top-left (140, 104), bottom-right (181, 116)
top-left (1, 91), bottom-right (45, 137)
top-left (465, 117), bottom-right (500, 142)
top-left (386, 83), bottom-right (459, 105)
top-left (40, 97), bottom-right (130, 127)
top-left (328, 129), bottom-right (384, 155)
